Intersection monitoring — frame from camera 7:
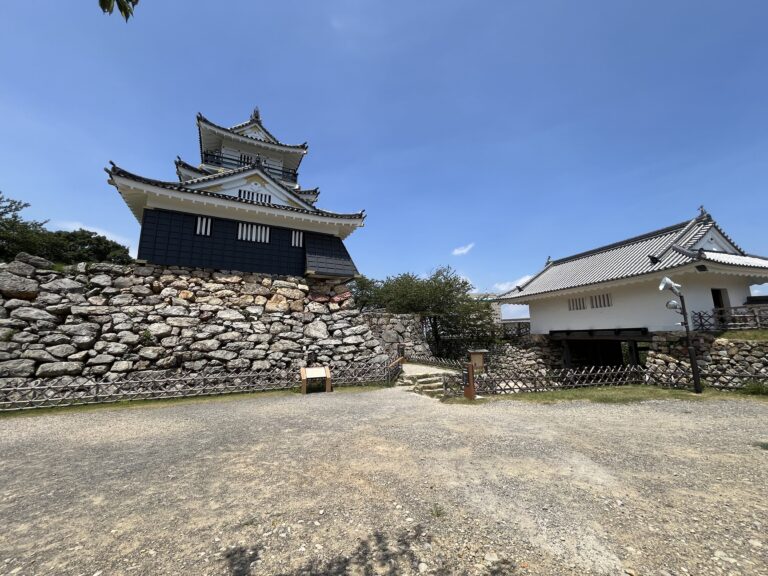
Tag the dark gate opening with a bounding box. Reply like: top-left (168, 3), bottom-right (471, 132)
top-left (566, 340), bottom-right (623, 367)
top-left (551, 329), bottom-right (652, 369)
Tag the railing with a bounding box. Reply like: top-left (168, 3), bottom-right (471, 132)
top-left (0, 354), bottom-right (404, 412)
top-left (402, 352), bottom-right (464, 370)
top-left (473, 364), bottom-right (647, 395)
top-left (500, 320), bottom-right (531, 340)
top-left (202, 150), bottom-right (298, 183)
top-left (692, 305), bottom-right (768, 331)
top-left (443, 361), bottom-right (768, 398)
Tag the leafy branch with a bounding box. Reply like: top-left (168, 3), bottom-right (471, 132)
top-left (99, 0), bottom-right (140, 21)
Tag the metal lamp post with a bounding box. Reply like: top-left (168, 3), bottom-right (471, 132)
top-left (659, 277), bottom-right (703, 393)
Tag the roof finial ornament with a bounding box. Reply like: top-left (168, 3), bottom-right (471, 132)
top-left (251, 106), bottom-right (261, 122)
top-left (545, 255), bottom-right (552, 266)
top-left (699, 205), bottom-right (708, 218)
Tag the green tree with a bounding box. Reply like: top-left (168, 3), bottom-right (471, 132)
top-left (348, 275), bottom-right (383, 311)
top-left (0, 191), bottom-right (49, 261)
top-left (0, 190), bottom-right (133, 265)
top-left (43, 229), bottom-right (133, 265)
top-left (375, 266), bottom-right (498, 357)
top-left (99, 0), bottom-right (139, 21)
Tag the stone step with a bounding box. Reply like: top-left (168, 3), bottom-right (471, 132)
top-left (411, 386), bottom-right (445, 398)
top-left (414, 385), bottom-right (443, 393)
top-left (402, 374), bottom-right (445, 384)
top-left (407, 378), bottom-right (444, 387)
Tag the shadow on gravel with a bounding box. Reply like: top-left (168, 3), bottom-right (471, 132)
top-left (226, 524), bottom-right (518, 576)
top-left (274, 524), bottom-right (434, 576)
top-left (230, 525), bottom-right (516, 576)
top-left (225, 545), bottom-right (262, 576)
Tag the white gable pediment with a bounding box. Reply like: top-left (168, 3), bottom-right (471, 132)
top-left (184, 169), bottom-right (309, 210)
top-left (240, 126), bottom-right (270, 140)
top-left (692, 228), bottom-right (739, 254)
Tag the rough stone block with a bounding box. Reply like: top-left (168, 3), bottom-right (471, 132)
top-left (36, 362), bottom-right (83, 378)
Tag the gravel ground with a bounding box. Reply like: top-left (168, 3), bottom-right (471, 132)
top-left (0, 387), bottom-right (766, 576)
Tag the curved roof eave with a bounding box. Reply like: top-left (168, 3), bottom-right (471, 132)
top-left (174, 162), bottom-right (316, 211)
top-left (197, 114), bottom-right (308, 155)
top-left (105, 163), bottom-right (366, 223)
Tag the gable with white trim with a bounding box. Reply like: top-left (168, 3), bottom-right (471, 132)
top-left (185, 171), bottom-right (310, 210)
top-left (691, 228), bottom-right (739, 254)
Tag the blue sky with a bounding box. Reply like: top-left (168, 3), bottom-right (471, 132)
top-left (1, 1), bottom-right (767, 316)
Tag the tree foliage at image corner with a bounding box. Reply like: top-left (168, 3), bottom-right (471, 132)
top-left (0, 191), bottom-right (132, 265)
top-left (99, 0), bottom-right (139, 21)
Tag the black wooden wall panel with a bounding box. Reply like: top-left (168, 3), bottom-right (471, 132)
top-left (138, 208), bottom-right (315, 275)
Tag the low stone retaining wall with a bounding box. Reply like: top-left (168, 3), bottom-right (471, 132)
top-left (488, 331), bottom-right (767, 385)
top-left (362, 311), bottom-right (431, 357)
top-left (487, 337), bottom-right (564, 371)
top-left (0, 253), bottom-right (387, 388)
top-left (647, 331), bottom-right (768, 374)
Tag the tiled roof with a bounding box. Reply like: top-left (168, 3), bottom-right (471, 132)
top-left (498, 211), bottom-right (766, 301)
top-left (197, 113), bottom-right (307, 151)
top-left (700, 251), bottom-right (768, 269)
top-left (295, 188), bottom-right (320, 204)
top-left (171, 161), bottom-right (315, 210)
top-left (106, 164), bottom-right (365, 221)
top-left (229, 110), bottom-right (280, 144)
top-left (174, 157), bottom-right (212, 180)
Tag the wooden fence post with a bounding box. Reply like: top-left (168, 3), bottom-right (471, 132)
top-left (464, 362), bottom-right (476, 400)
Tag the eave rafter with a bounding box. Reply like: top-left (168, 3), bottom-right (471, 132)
top-left (105, 163), bottom-right (365, 239)
top-left (197, 113), bottom-right (307, 160)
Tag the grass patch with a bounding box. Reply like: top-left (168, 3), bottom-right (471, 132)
top-left (716, 329), bottom-right (768, 341)
top-left (752, 441), bottom-right (768, 450)
top-left (737, 381), bottom-right (768, 396)
top-left (444, 385), bottom-right (728, 405)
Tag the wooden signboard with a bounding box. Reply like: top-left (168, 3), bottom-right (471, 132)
top-left (300, 366), bottom-right (332, 394)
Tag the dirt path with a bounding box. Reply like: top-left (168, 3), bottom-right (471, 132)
top-left (1, 388), bottom-right (766, 575)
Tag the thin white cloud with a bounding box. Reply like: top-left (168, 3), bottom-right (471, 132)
top-left (53, 221), bottom-right (137, 258)
top-left (492, 274), bottom-right (533, 294)
top-left (452, 242), bottom-right (475, 256)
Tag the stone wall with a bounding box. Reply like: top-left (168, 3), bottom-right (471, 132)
top-left (0, 253), bottom-right (388, 383)
top-left (647, 331), bottom-right (768, 374)
top-left (490, 331), bottom-right (768, 376)
top-left (362, 311), bottom-right (431, 357)
top-left (487, 336), bottom-right (564, 371)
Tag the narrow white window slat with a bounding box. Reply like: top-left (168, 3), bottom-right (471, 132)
top-left (196, 216), bottom-right (211, 236)
top-left (236, 222), bottom-right (270, 243)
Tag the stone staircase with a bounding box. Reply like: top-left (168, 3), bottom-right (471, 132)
top-left (397, 363), bottom-right (458, 397)
top-left (399, 372), bottom-right (445, 397)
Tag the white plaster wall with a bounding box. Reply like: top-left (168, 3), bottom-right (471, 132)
top-left (528, 272), bottom-right (754, 334)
